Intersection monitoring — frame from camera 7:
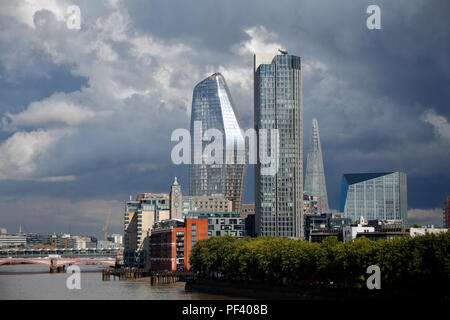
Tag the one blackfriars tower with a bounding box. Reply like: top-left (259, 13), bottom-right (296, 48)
top-left (189, 73), bottom-right (247, 213)
top-left (254, 52), bottom-right (303, 238)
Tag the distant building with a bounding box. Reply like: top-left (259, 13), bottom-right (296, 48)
top-left (340, 172), bottom-right (408, 224)
top-left (182, 195), bottom-right (233, 216)
top-left (303, 193), bottom-right (319, 215)
top-left (342, 217), bottom-right (376, 242)
top-left (304, 118), bottom-right (329, 214)
top-left (444, 196), bottom-right (450, 229)
top-left (97, 240), bottom-right (121, 249)
top-left (341, 217), bottom-right (414, 242)
top-left (186, 211), bottom-right (245, 238)
top-left (0, 235), bottom-right (26, 247)
top-left (240, 204), bottom-right (256, 237)
top-left (124, 193), bottom-right (170, 253)
top-left (240, 204), bottom-right (255, 218)
top-left (149, 218), bottom-right (209, 271)
top-left (410, 227), bottom-right (448, 237)
top-left (109, 234), bottom-right (123, 245)
top-left (305, 213), bottom-right (352, 242)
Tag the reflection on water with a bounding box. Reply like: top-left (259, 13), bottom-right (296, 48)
top-left (0, 264), bottom-right (234, 300)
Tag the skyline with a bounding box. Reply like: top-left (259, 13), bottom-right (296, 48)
top-left (0, 0), bottom-right (449, 236)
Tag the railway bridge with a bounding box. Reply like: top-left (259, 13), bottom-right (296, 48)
top-left (0, 248), bottom-right (119, 272)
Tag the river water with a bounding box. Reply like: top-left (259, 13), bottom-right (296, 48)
top-left (0, 264), bottom-right (233, 300)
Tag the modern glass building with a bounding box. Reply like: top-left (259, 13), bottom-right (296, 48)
top-left (304, 118), bottom-right (329, 214)
top-left (254, 52), bottom-right (303, 238)
top-left (189, 73), bottom-right (247, 213)
top-left (340, 172), bottom-right (408, 224)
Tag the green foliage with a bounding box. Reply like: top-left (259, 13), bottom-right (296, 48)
top-left (189, 231), bottom-right (450, 290)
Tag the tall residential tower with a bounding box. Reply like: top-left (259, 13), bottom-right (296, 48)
top-left (304, 118), bottom-right (329, 214)
top-left (254, 52), bottom-right (304, 238)
top-left (189, 73), bottom-right (247, 213)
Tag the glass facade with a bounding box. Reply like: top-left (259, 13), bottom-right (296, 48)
top-left (304, 118), bottom-right (329, 213)
top-left (340, 172), bottom-right (408, 223)
top-left (189, 73), bottom-right (247, 213)
top-left (254, 54), bottom-right (303, 238)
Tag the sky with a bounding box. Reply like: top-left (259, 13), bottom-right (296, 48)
top-left (0, 0), bottom-right (449, 237)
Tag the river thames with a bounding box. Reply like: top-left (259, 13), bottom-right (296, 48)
top-left (0, 264), bottom-right (235, 300)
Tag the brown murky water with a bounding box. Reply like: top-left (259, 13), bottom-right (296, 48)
top-left (0, 264), bottom-right (236, 300)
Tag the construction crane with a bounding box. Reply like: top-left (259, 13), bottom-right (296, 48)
top-left (102, 209), bottom-right (112, 241)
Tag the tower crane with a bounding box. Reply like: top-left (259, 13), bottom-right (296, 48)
top-left (102, 209), bottom-right (112, 241)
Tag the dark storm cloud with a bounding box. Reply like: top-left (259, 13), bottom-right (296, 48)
top-left (0, 0), bottom-right (449, 233)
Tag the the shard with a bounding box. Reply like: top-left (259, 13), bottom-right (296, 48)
top-left (304, 118), bottom-right (329, 213)
top-left (189, 73), bottom-right (247, 213)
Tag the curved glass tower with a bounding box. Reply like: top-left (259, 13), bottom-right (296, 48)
top-left (304, 118), bottom-right (329, 214)
top-left (189, 73), bottom-right (247, 213)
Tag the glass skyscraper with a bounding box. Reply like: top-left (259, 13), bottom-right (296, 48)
top-left (340, 172), bottom-right (408, 223)
top-left (189, 73), bottom-right (247, 213)
top-left (304, 118), bottom-right (329, 214)
top-left (254, 53), bottom-right (303, 238)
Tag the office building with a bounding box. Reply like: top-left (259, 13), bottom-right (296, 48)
top-left (124, 193), bottom-right (169, 252)
top-left (124, 192), bottom-right (170, 267)
top-left (189, 73), bottom-right (247, 213)
top-left (254, 51), bottom-right (303, 238)
top-left (304, 213), bottom-right (352, 242)
top-left (340, 172), bottom-right (408, 224)
top-left (0, 235), bottom-right (27, 248)
top-left (186, 211), bottom-right (245, 238)
top-left (304, 118), bottom-right (329, 214)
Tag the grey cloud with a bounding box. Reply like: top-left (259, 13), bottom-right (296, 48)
top-left (0, 0), bottom-right (449, 233)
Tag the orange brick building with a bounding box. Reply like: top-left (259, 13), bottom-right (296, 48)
top-left (149, 218), bottom-right (208, 271)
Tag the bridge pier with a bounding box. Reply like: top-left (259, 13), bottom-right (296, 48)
top-left (49, 265), bottom-right (65, 273)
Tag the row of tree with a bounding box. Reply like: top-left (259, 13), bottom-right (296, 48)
top-left (189, 232), bottom-right (449, 291)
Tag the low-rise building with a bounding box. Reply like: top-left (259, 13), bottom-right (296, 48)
top-left (305, 213), bottom-right (352, 242)
top-left (410, 227), bottom-right (448, 237)
top-left (0, 235), bottom-right (27, 248)
top-left (97, 240), bottom-right (121, 249)
top-left (149, 218), bottom-right (208, 271)
top-left (186, 211), bottom-right (245, 238)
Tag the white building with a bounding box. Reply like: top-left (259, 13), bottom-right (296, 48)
top-left (110, 234), bottom-right (123, 245)
top-left (410, 227), bottom-right (447, 237)
top-left (97, 240), bottom-right (121, 249)
top-left (0, 235), bottom-right (27, 247)
top-left (342, 217), bottom-right (375, 242)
